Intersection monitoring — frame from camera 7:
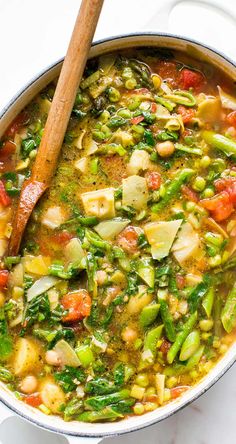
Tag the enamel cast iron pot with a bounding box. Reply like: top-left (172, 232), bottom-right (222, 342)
top-left (0, 32), bottom-right (236, 444)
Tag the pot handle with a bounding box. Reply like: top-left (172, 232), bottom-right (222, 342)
top-left (143, 0), bottom-right (236, 31)
top-left (0, 403), bottom-right (14, 424)
top-left (65, 436), bottom-right (104, 444)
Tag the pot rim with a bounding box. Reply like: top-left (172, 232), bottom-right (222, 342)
top-left (0, 31), bottom-right (236, 439)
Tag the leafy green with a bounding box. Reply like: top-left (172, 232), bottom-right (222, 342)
top-left (0, 309), bottom-right (13, 361)
top-left (55, 366), bottom-right (86, 393)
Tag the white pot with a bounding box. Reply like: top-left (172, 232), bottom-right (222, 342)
top-left (0, 32), bottom-right (236, 444)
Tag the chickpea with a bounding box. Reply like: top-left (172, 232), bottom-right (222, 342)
top-left (96, 270), bottom-right (107, 286)
top-left (20, 375), bottom-right (38, 394)
top-left (156, 141), bottom-right (175, 158)
top-left (45, 350), bottom-right (61, 366)
top-left (121, 326), bottom-right (138, 343)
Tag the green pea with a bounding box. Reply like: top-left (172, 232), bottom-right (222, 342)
top-left (125, 78), bottom-right (137, 90)
top-left (192, 176), bottom-right (206, 192)
top-left (200, 155), bottom-right (211, 168)
top-left (199, 319), bottom-right (213, 331)
top-left (135, 373), bottom-right (149, 387)
top-left (99, 110), bottom-right (110, 123)
top-left (108, 87), bottom-right (121, 103)
top-left (202, 187), bottom-right (214, 198)
top-left (117, 108), bottom-right (132, 119)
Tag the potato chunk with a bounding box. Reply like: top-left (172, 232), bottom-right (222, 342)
top-left (81, 188), bottom-right (115, 219)
top-left (40, 379), bottom-right (66, 413)
top-left (13, 338), bottom-right (42, 376)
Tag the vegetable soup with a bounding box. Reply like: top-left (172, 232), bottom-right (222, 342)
top-left (0, 48), bottom-right (236, 422)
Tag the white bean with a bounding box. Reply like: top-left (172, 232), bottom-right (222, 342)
top-left (45, 350), bottom-right (61, 366)
top-left (20, 375), bottom-right (38, 394)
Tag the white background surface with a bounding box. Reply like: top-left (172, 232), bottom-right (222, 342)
top-left (0, 0), bottom-right (236, 443)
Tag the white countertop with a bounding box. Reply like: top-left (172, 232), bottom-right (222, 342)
top-left (0, 1), bottom-right (236, 443)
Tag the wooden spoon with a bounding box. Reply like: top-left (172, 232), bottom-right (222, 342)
top-left (8, 0), bottom-right (104, 255)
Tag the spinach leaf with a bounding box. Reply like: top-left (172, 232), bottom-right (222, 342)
top-left (55, 366), bottom-right (86, 393)
top-left (0, 309), bottom-right (13, 361)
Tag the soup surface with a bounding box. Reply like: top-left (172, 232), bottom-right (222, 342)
top-left (0, 48), bottom-right (236, 422)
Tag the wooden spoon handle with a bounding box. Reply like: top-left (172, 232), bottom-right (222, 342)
top-left (32, 0), bottom-right (104, 185)
top-left (8, 0), bottom-right (104, 256)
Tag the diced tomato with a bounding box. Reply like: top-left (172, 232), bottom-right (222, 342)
top-left (24, 393), bottom-right (42, 407)
top-left (52, 231), bottom-right (74, 245)
top-left (5, 111), bottom-right (29, 137)
top-left (176, 274), bottom-right (186, 290)
top-left (170, 386), bottom-right (189, 400)
top-left (160, 339), bottom-right (171, 356)
top-left (150, 103), bottom-right (157, 113)
top-left (181, 185), bottom-right (199, 202)
top-left (0, 180), bottom-right (11, 206)
top-left (200, 191), bottom-right (234, 222)
top-left (180, 69), bottom-right (205, 91)
top-left (157, 61), bottom-right (179, 86)
top-left (214, 177), bottom-right (234, 192)
top-left (62, 289), bottom-right (92, 323)
top-left (0, 270), bottom-right (9, 289)
top-left (130, 116), bottom-right (144, 125)
top-left (117, 226), bottom-right (139, 254)
top-left (226, 111), bottom-right (236, 128)
top-left (177, 105), bottom-right (195, 124)
top-left (145, 171), bottom-right (161, 190)
top-left (0, 140), bottom-right (16, 158)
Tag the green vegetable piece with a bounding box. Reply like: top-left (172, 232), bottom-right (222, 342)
top-left (64, 399), bottom-right (83, 421)
top-left (202, 287), bottom-right (214, 318)
top-left (175, 143), bottom-right (202, 156)
top-left (94, 218), bottom-right (130, 241)
top-left (159, 299), bottom-right (176, 342)
top-left (144, 324), bottom-right (163, 355)
top-left (0, 309), bottom-right (13, 361)
top-left (152, 169), bottom-right (194, 212)
top-left (214, 294), bottom-right (223, 337)
top-left (139, 303), bottom-right (160, 328)
top-left (0, 367), bottom-right (14, 383)
top-left (202, 130), bottom-right (236, 157)
top-left (167, 311), bottom-right (198, 364)
top-left (221, 283), bottom-right (236, 333)
top-left (155, 96), bottom-right (176, 111)
top-left (80, 70), bottom-right (100, 90)
top-left (84, 389), bottom-right (130, 410)
top-left (164, 90), bottom-right (196, 107)
top-left (188, 275), bottom-right (210, 313)
top-left (185, 345), bottom-right (204, 371)
top-left (137, 258), bottom-right (155, 287)
top-left (79, 406), bottom-right (123, 422)
top-left (76, 344), bottom-right (94, 368)
top-left (85, 229), bottom-right (111, 251)
top-left (179, 330), bottom-right (200, 361)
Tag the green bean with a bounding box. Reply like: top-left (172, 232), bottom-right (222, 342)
top-left (202, 130), bottom-right (236, 157)
top-left (85, 229), bottom-right (111, 251)
top-left (86, 252), bottom-right (97, 297)
top-left (80, 70), bottom-right (100, 90)
top-left (0, 367), bottom-right (14, 383)
top-left (202, 287), bottom-right (214, 318)
top-left (167, 311), bottom-right (198, 364)
top-left (221, 283), bottom-right (236, 333)
top-left (188, 276), bottom-right (210, 313)
top-left (144, 324), bottom-right (164, 355)
top-left (175, 143), bottom-right (202, 156)
top-left (159, 300), bottom-right (176, 342)
top-left (139, 304), bottom-right (160, 328)
top-left (79, 407), bottom-right (123, 422)
top-left (155, 96), bottom-right (176, 111)
top-left (64, 399), bottom-right (83, 421)
top-left (84, 389), bottom-right (130, 410)
top-left (179, 330), bottom-right (200, 361)
top-left (164, 90), bottom-right (196, 107)
top-left (152, 168), bottom-right (194, 212)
